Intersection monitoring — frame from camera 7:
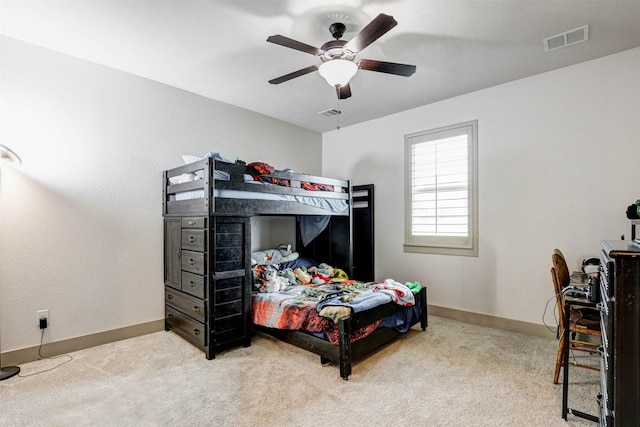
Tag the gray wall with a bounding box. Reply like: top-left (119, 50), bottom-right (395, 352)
top-left (0, 37), bottom-right (321, 353)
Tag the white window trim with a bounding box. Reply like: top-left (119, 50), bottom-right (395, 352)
top-left (404, 120), bottom-right (478, 257)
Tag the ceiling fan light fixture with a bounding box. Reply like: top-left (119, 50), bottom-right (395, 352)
top-left (318, 59), bottom-right (357, 87)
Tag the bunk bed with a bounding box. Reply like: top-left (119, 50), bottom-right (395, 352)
top-left (162, 154), bottom-right (428, 379)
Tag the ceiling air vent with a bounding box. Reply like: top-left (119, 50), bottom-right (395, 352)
top-left (543, 25), bottom-right (589, 52)
top-left (318, 108), bottom-right (342, 118)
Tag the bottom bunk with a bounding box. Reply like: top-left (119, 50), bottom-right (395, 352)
top-left (252, 283), bottom-right (428, 380)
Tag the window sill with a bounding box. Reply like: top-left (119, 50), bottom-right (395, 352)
top-left (403, 243), bottom-right (478, 257)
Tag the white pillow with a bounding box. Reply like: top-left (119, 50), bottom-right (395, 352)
top-left (182, 154), bottom-right (203, 164)
top-left (182, 152), bottom-right (234, 165)
top-left (182, 153), bottom-right (234, 180)
top-left (168, 173), bottom-right (198, 184)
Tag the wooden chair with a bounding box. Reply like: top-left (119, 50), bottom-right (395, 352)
top-left (551, 249), bottom-right (601, 384)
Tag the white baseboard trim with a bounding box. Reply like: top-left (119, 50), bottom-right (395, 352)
top-left (428, 304), bottom-right (556, 338)
top-left (2, 319), bottom-right (165, 366)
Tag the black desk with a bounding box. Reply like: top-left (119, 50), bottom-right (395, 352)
top-left (562, 296), bottom-right (599, 423)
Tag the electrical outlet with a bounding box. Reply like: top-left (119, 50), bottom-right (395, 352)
top-left (36, 309), bottom-right (49, 329)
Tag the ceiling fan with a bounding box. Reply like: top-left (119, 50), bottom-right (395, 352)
top-left (267, 13), bottom-right (416, 100)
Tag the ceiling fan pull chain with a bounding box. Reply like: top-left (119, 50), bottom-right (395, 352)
top-left (336, 98), bottom-right (341, 130)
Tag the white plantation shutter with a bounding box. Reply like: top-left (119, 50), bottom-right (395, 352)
top-left (404, 121), bottom-right (478, 256)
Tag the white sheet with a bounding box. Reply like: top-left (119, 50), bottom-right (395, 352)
top-left (174, 188), bottom-right (347, 213)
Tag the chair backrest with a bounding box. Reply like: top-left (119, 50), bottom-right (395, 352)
top-left (552, 251), bottom-right (570, 289)
top-left (551, 249), bottom-right (570, 329)
top-left (551, 266), bottom-right (566, 330)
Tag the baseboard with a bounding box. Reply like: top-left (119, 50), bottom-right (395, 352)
top-left (2, 319), bottom-right (165, 366)
top-left (3, 308), bottom-right (553, 366)
top-left (428, 304), bottom-right (555, 338)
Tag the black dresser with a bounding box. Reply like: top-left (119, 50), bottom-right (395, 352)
top-left (163, 215), bottom-right (252, 359)
top-left (598, 240), bottom-right (640, 426)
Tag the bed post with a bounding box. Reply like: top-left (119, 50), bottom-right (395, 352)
top-left (338, 316), bottom-right (353, 380)
top-left (204, 157), bottom-right (212, 214)
top-left (419, 287), bottom-right (428, 330)
top-left (162, 170), bottom-right (168, 216)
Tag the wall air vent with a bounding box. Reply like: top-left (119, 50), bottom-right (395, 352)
top-left (544, 25), bottom-right (589, 52)
top-left (318, 108), bottom-right (342, 118)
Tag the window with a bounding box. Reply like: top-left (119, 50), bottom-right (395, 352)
top-left (404, 120), bottom-right (478, 256)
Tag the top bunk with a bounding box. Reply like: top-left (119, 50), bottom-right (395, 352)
top-left (163, 155), bottom-right (350, 217)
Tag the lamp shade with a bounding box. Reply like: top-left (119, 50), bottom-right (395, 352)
top-left (0, 145), bottom-right (22, 166)
top-left (318, 59), bottom-right (358, 87)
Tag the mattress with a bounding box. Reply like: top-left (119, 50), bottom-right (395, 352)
top-left (175, 187), bottom-right (348, 213)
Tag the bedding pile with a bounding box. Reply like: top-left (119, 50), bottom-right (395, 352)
top-left (252, 256), bottom-right (422, 345)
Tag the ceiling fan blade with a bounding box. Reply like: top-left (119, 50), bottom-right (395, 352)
top-left (266, 35), bottom-right (323, 56)
top-left (268, 64), bottom-right (319, 85)
top-left (344, 13), bottom-right (398, 53)
top-left (358, 59), bottom-right (416, 77)
top-left (336, 83), bottom-right (352, 99)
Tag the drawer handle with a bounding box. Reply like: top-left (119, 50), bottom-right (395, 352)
top-left (167, 313), bottom-right (174, 319)
top-left (167, 294), bottom-right (173, 300)
top-left (193, 306), bottom-right (201, 313)
top-left (189, 236), bottom-right (196, 243)
top-left (189, 259), bottom-right (195, 265)
top-left (189, 281), bottom-right (196, 288)
top-left (187, 220), bottom-right (195, 225)
top-left (194, 328), bottom-right (201, 336)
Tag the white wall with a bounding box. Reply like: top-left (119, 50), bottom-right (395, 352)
top-left (0, 37), bottom-right (321, 353)
top-left (322, 48), bottom-right (640, 328)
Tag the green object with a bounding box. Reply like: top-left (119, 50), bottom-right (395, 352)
top-left (637, 199), bottom-right (640, 216)
top-left (405, 281), bottom-right (423, 294)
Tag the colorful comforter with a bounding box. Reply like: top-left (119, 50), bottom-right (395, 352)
top-left (251, 279), bottom-right (422, 345)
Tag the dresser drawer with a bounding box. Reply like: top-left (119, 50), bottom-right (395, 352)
top-left (599, 349), bottom-right (612, 412)
top-left (182, 229), bottom-right (206, 251)
top-left (599, 250), bottom-right (613, 298)
top-left (165, 287), bottom-right (206, 323)
top-left (166, 305), bottom-right (206, 349)
top-left (182, 250), bottom-right (206, 275)
top-left (182, 217), bottom-right (207, 228)
top-left (182, 217), bottom-right (206, 229)
top-left (181, 271), bottom-right (206, 299)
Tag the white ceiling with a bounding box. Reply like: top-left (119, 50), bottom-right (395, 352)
top-left (2, 0), bottom-right (639, 133)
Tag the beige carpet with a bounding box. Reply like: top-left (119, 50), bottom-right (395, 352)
top-left (1, 316), bottom-right (599, 426)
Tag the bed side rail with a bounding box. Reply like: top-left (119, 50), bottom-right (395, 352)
top-left (163, 158), bottom-right (210, 216)
top-left (163, 158), bottom-right (351, 215)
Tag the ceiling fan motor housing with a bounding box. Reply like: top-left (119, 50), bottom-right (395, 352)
top-left (329, 22), bottom-right (346, 39)
top-left (319, 40), bottom-right (355, 62)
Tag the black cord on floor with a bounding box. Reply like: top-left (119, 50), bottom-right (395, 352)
top-left (17, 328), bottom-right (73, 378)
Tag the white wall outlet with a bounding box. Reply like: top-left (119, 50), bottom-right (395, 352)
top-left (36, 309), bottom-right (49, 328)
